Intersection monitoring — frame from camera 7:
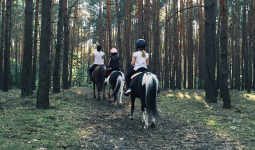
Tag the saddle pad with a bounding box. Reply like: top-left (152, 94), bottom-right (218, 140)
top-left (131, 72), bottom-right (142, 80)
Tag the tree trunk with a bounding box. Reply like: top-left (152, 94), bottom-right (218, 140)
top-left (164, 0), bottom-right (169, 89)
top-left (21, 0), bottom-right (33, 96)
top-left (0, 0), bottom-right (5, 90)
top-left (242, 0), bottom-right (248, 90)
top-left (3, 0), bottom-right (11, 92)
top-left (220, 0), bottom-right (231, 109)
top-left (69, 2), bottom-right (78, 87)
top-left (62, 0), bottom-right (69, 89)
top-left (204, 0), bottom-right (217, 103)
top-left (198, 0), bottom-right (204, 89)
top-left (107, 0), bottom-right (112, 56)
top-left (114, 0), bottom-right (122, 70)
top-left (37, 0), bottom-right (52, 109)
top-left (188, 0), bottom-right (193, 89)
top-left (253, 0), bottom-right (255, 90)
top-left (53, 0), bottom-right (63, 93)
top-left (31, 0), bottom-right (39, 90)
top-left (138, 0), bottom-right (143, 39)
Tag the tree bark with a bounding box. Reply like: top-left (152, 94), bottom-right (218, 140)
top-left (204, 0), bottom-right (217, 103)
top-left (21, 0), bottom-right (33, 96)
top-left (62, 0), bottom-right (69, 89)
top-left (31, 0), bottom-right (39, 90)
top-left (0, 0), bottom-right (5, 90)
top-left (37, 0), bottom-right (52, 109)
top-left (114, 0), bottom-right (122, 71)
top-left (3, 0), bottom-right (11, 92)
top-left (53, 0), bottom-right (64, 93)
top-left (220, 0), bottom-right (231, 109)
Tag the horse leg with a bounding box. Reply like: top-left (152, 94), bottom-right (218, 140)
top-left (130, 94), bottom-right (135, 120)
top-left (98, 90), bottom-right (100, 101)
top-left (93, 83), bottom-right (96, 98)
top-left (151, 116), bottom-right (156, 128)
top-left (118, 82), bottom-right (123, 107)
top-left (103, 84), bottom-right (106, 100)
top-left (140, 95), bottom-right (149, 129)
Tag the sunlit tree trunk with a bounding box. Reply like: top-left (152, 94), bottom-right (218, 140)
top-left (107, 0), bottom-right (112, 61)
top-left (37, 0), bottom-right (52, 109)
top-left (164, 0), bottom-right (169, 89)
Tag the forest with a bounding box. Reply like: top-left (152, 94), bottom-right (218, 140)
top-left (0, 0), bottom-right (255, 149)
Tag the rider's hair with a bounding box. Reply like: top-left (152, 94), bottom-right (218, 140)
top-left (138, 48), bottom-right (146, 58)
top-left (111, 53), bottom-right (117, 60)
top-left (97, 45), bottom-right (102, 52)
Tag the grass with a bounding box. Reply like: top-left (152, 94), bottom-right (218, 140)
top-left (0, 87), bottom-right (93, 150)
top-left (157, 89), bottom-right (255, 149)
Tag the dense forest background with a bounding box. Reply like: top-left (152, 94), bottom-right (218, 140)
top-left (0, 0), bottom-right (254, 109)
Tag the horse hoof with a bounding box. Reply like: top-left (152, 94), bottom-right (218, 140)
top-left (151, 122), bottom-right (156, 128)
top-left (144, 125), bottom-right (148, 129)
top-left (130, 116), bottom-right (134, 120)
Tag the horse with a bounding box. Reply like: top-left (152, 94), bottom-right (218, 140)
top-left (91, 65), bottom-right (106, 101)
top-left (129, 71), bottom-right (160, 129)
top-left (106, 70), bottom-right (125, 107)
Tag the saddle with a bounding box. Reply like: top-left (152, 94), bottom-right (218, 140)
top-left (130, 71), bottom-right (145, 88)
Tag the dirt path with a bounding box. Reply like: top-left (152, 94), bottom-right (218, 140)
top-left (70, 87), bottom-right (240, 150)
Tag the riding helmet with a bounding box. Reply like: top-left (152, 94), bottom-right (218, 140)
top-left (136, 39), bottom-right (146, 50)
top-left (110, 48), bottom-right (118, 53)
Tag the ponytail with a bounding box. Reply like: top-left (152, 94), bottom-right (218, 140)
top-left (142, 50), bottom-right (146, 58)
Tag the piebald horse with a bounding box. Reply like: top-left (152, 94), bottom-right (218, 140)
top-left (129, 71), bottom-right (160, 129)
top-left (91, 65), bottom-right (106, 101)
top-left (106, 71), bottom-right (125, 107)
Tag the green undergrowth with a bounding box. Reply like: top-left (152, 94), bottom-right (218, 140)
top-left (158, 89), bottom-right (255, 149)
top-left (0, 87), bottom-right (93, 150)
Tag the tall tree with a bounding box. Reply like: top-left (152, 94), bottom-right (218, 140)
top-left (114, 0), bottom-right (123, 70)
top-left (235, 0), bottom-right (240, 90)
top-left (69, 1), bottom-right (78, 86)
top-left (253, 0), bottom-right (255, 89)
top-left (21, 0), bottom-right (33, 96)
top-left (53, 0), bottom-right (64, 93)
top-left (204, 0), bottom-right (217, 103)
top-left (107, 0), bottom-right (112, 56)
top-left (62, 0), bottom-right (69, 89)
top-left (220, 0), bottom-right (231, 108)
top-left (164, 0), bottom-right (169, 89)
top-left (37, 0), bottom-right (52, 109)
top-left (138, 0), bottom-right (143, 39)
top-left (144, 0), bottom-right (150, 52)
top-left (242, 0), bottom-right (247, 90)
top-left (188, 0), bottom-right (193, 89)
top-left (0, 0), bottom-right (5, 90)
top-left (32, 0), bottom-right (39, 90)
top-left (3, 0), bottom-right (11, 92)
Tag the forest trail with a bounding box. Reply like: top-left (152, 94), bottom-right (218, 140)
top-left (68, 87), bottom-right (240, 150)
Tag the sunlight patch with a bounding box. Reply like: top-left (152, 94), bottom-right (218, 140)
top-left (193, 93), bottom-right (203, 100)
top-left (176, 92), bottom-right (184, 98)
top-left (242, 94), bottom-right (255, 101)
top-left (77, 91), bottom-right (82, 95)
top-left (166, 94), bottom-right (174, 98)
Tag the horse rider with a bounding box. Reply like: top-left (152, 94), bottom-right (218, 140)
top-left (88, 45), bottom-right (105, 84)
top-left (105, 48), bottom-right (121, 79)
top-left (124, 39), bottom-right (149, 96)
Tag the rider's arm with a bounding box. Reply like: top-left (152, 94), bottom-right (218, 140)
top-left (146, 58), bottom-right (149, 66)
top-left (108, 58), bottom-right (111, 67)
top-left (131, 56), bottom-right (136, 67)
top-left (92, 54), bottom-right (95, 61)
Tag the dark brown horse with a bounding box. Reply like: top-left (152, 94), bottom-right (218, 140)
top-left (91, 65), bottom-right (106, 101)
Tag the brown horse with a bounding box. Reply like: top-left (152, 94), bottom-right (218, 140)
top-left (91, 65), bottom-right (106, 101)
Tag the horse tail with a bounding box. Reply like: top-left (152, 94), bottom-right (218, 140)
top-left (97, 66), bottom-right (106, 92)
top-left (142, 72), bottom-right (159, 118)
top-left (111, 72), bottom-right (124, 98)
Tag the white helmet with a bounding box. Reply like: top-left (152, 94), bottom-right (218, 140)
top-left (110, 48), bottom-right (118, 53)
